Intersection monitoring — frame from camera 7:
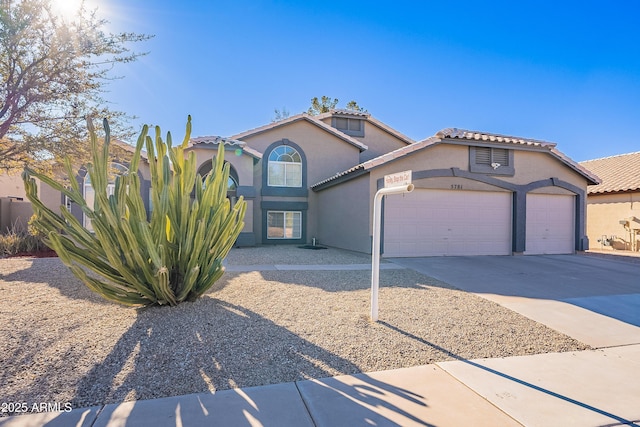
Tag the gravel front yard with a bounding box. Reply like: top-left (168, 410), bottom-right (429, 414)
top-left (0, 246), bottom-right (589, 415)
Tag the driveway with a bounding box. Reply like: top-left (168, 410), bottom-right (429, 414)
top-left (390, 254), bottom-right (640, 348)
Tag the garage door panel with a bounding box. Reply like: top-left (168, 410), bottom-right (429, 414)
top-left (525, 194), bottom-right (574, 255)
top-left (383, 189), bottom-right (512, 257)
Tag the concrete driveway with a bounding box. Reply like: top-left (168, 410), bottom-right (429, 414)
top-left (390, 254), bottom-right (640, 348)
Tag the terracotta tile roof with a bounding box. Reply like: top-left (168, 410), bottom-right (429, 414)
top-left (436, 128), bottom-right (555, 147)
top-left (579, 151), bottom-right (640, 194)
top-left (188, 136), bottom-right (262, 159)
top-left (312, 136), bottom-right (439, 189)
top-left (313, 128), bottom-right (600, 190)
top-left (438, 128), bottom-right (599, 185)
top-left (325, 108), bottom-right (371, 117)
top-left (230, 113), bottom-right (368, 152)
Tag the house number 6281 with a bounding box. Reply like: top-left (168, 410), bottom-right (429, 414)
top-left (450, 184), bottom-right (463, 190)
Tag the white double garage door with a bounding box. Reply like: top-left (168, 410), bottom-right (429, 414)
top-left (383, 189), bottom-right (575, 257)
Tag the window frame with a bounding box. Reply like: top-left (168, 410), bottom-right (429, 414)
top-left (261, 140), bottom-right (308, 197)
top-left (331, 116), bottom-right (365, 137)
top-left (469, 146), bottom-right (515, 176)
top-left (267, 145), bottom-right (303, 188)
top-left (266, 210), bottom-right (302, 240)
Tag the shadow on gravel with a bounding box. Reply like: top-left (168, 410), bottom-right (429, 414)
top-left (70, 298), bottom-right (428, 427)
top-left (258, 268), bottom-right (455, 293)
top-left (0, 257), bottom-right (110, 304)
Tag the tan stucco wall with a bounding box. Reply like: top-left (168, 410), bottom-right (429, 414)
top-left (0, 173), bottom-right (27, 199)
top-left (316, 174), bottom-right (371, 253)
top-left (190, 146), bottom-right (255, 187)
top-left (586, 192), bottom-right (640, 251)
top-left (240, 120), bottom-right (361, 185)
top-left (317, 116), bottom-right (410, 162)
top-left (505, 150), bottom-right (587, 187)
top-left (239, 120), bottom-right (363, 244)
top-left (358, 122), bottom-right (408, 162)
top-left (0, 173), bottom-right (63, 232)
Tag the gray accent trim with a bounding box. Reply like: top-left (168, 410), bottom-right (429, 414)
top-left (261, 201), bottom-right (309, 211)
top-left (235, 232), bottom-right (256, 247)
top-left (261, 201), bottom-right (308, 245)
top-left (237, 186), bottom-right (256, 198)
top-left (469, 146), bottom-right (515, 176)
top-left (407, 168), bottom-right (588, 254)
top-left (262, 139), bottom-right (308, 197)
top-left (141, 178), bottom-right (151, 219)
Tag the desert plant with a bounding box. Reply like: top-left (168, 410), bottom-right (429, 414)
top-left (22, 117), bottom-right (246, 306)
top-left (0, 224), bottom-right (49, 257)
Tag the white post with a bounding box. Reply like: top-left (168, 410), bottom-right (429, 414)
top-left (371, 183), bottom-right (414, 321)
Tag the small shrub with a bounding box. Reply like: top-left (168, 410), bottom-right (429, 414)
top-left (0, 222), bottom-right (49, 257)
top-left (22, 117), bottom-right (246, 306)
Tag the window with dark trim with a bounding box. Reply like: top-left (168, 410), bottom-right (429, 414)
top-left (268, 145), bottom-right (302, 187)
top-left (266, 211), bottom-right (302, 239)
top-left (332, 117), bottom-right (364, 137)
top-left (469, 146), bottom-right (514, 175)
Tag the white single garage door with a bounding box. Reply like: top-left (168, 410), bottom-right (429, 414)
top-left (525, 193), bottom-right (575, 254)
top-left (383, 189), bottom-right (512, 257)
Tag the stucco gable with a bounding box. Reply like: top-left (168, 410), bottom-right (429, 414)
top-left (229, 113), bottom-right (368, 152)
top-left (316, 109), bottom-right (415, 146)
top-left (312, 128), bottom-right (600, 190)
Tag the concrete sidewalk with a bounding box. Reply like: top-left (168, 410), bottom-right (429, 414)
top-left (2, 345), bottom-right (639, 427)
top-left (2, 258), bottom-right (640, 426)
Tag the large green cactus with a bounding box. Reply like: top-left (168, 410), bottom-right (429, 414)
top-left (22, 117), bottom-right (246, 306)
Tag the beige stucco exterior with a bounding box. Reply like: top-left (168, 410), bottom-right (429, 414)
top-left (313, 139), bottom-right (592, 255)
top-left (316, 174), bottom-right (371, 253)
top-left (0, 172), bottom-right (62, 232)
top-left (586, 192), bottom-right (640, 251)
top-left (3, 110), bottom-right (594, 256)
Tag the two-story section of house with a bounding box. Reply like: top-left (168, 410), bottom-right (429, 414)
top-left (186, 109), bottom-right (412, 247)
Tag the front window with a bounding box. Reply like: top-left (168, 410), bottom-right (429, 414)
top-left (267, 211), bottom-right (301, 239)
top-left (268, 145), bottom-right (302, 187)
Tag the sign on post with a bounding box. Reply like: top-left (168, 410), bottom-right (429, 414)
top-left (371, 171), bottom-right (413, 322)
top-left (384, 170), bottom-right (412, 188)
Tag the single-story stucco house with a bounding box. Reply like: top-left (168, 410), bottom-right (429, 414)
top-left (579, 152), bottom-right (640, 252)
top-left (1, 109), bottom-right (601, 257)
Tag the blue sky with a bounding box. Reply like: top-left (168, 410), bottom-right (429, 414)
top-left (97, 0), bottom-right (640, 162)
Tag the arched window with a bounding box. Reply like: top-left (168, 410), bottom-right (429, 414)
top-left (267, 145), bottom-right (302, 187)
top-left (196, 161), bottom-right (239, 201)
top-left (83, 163), bottom-right (128, 230)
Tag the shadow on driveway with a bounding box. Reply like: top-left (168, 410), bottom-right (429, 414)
top-left (390, 254), bottom-right (640, 328)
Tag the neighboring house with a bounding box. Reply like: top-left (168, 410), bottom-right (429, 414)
top-left (579, 152), bottom-right (640, 252)
top-left (0, 140), bottom-right (151, 233)
top-left (2, 109), bottom-right (600, 256)
top-left (187, 110), bottom-right (600, 256)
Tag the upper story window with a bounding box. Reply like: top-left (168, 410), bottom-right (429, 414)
top-left (268, 145), bottom-right (302, 187)
top-left (469, 146), bottom-right (514, 176)
top-left (332, 117), bottom-right (364, 137)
